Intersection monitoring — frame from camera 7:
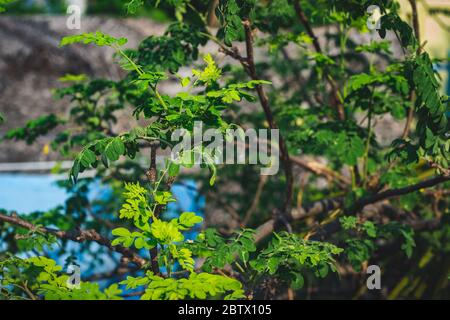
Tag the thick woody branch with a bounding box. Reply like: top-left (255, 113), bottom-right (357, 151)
top-left (147, 144), bottom-right (160, 276)
top-left (215, 21), bottom-right (294, 217)
top-left (290, 156), bottom-right (351, 187)
top-left (0, 212), bottom-right (147, 267)
top-left (145, 144), bottom-right (177, 275)
top-left (242, 19), bottom-right (294, 217)
top-left (254, 175), bottom-right (450, 243)
top-left (293, 1), bottom-right (322, 54)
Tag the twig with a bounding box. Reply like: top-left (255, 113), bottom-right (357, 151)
top-left (290, 156), bottom-right (351, 187)
top-left (146, 144), bottom-right (160, 276)
top-left (242, 19), bottom-right (294, 218)
top-left (428, 161), bottom-right (450, 176)
top-left (241, 175), bottom-right (268, 227)
top-left (21, 281), bottom-right (38, 300)
top-left (293, 0), bottom-right (345, 120)
top-left (253, 175), bottom-right (450, 243)
top-left (402, 0), bottom-right (422, 139)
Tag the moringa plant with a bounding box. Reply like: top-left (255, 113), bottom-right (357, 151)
top-left (0, 0), bottom-right (449, 300)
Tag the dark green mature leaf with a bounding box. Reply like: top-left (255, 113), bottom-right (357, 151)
top-left (125, 0), bottom-right (144, 14)
top-left (137, 22), bottom-right (207, 72)
top-left (102, 137), bottom-right (125, 162)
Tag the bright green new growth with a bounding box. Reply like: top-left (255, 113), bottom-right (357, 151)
top-left (0, 256), bottom-right (122, 300)
top-left (122, 271), bottom-right (244, 300)
top-left (111, 181), bottom-right (245, 300)
top-left (60, 32), bottom-right (128, 48)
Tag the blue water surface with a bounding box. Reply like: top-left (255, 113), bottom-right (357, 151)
top-left (0, 174), bottom-right (69, 213)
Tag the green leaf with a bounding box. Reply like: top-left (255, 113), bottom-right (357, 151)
top-left (125, 0), bottom-right (144, 14)
top-left (340, 216), bottom-right (358, 230)
top-left (192, 54), bottom-right (221, 86)
top-left (135, 72), bottom-right (167, 85)
top-left (168, 162), bottom-right (180, 177)
top-left (151, 219), bottom-right (184, 244)
top-left (134, 237), bottom-right (146, 249)
top-left (154, 191), bottom-right (176, 205)
top-left (0, 0), bottom-right (15, 12)
top-left (291, 273), bottom-right (304, 289)
top-left (267, 257), bottom-right (281, 274)
top-left (104, 137), bottom-right (125, 161)
top-left (362, 221), bottom-right (377, 238)
top-left (317, 264), bottom-right (329, 278)
top-left (178, 212), bottom-right (203, 229)
top-left (112, 228), bottom-right (131, 237)
top-left (104, 284), bottom-right (122, 299)
top-left (181, 77), bottom-right (191, 87)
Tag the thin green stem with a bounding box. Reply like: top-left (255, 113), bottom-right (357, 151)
top-left (339, 23), bottom-right (350, 73)
top-left (114, 45), bottom-right (144, 76)
top-left (234, 261), bottom-right (245, 273)
top-left (151, 84), bottom-right (169, 110)
top-left (151, 166), bottom-right (170, 214)
top-left (363, 89), bottom-right (375, 184)
top-left (114, 45), bottom-right (168, 110)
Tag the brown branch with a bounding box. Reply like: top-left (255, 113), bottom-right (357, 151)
top-left (228, 106), bottom-right (350, 187)
top-left (254, 175), bottom-right (450, 243)
top-left (290, 156), bottom-right (351, 187)
top-left (146, 144), bottom-right (160, 276)
top-left (409, 0), bottom-right (421, 49)
top-left (242, 19), bottom-right (294, 218)
top-left (207, 0), bottom-right (219, 27)
top-left (254, 198), bottom-right (342, 243)
top-left (350, 175), bottom-right (450, 214)
top-left (0, 212), bottom-right (147, 267)
top-left (215, 21), bottom-right (294, 218)
top-left (146, 144), bottom-right (158, 184)
top-left (21, 282), bottom-right (38, 300)
top-left (293, 0), bottom-right (345, 120)
top-left (293, 1), bottom-right (321, 54)
top-left (144, 144), bottom-right (178, 275)
top-left (401, 92), bottom-right (416, 139)
top-left (215, 42), bottom-right (250, 70)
